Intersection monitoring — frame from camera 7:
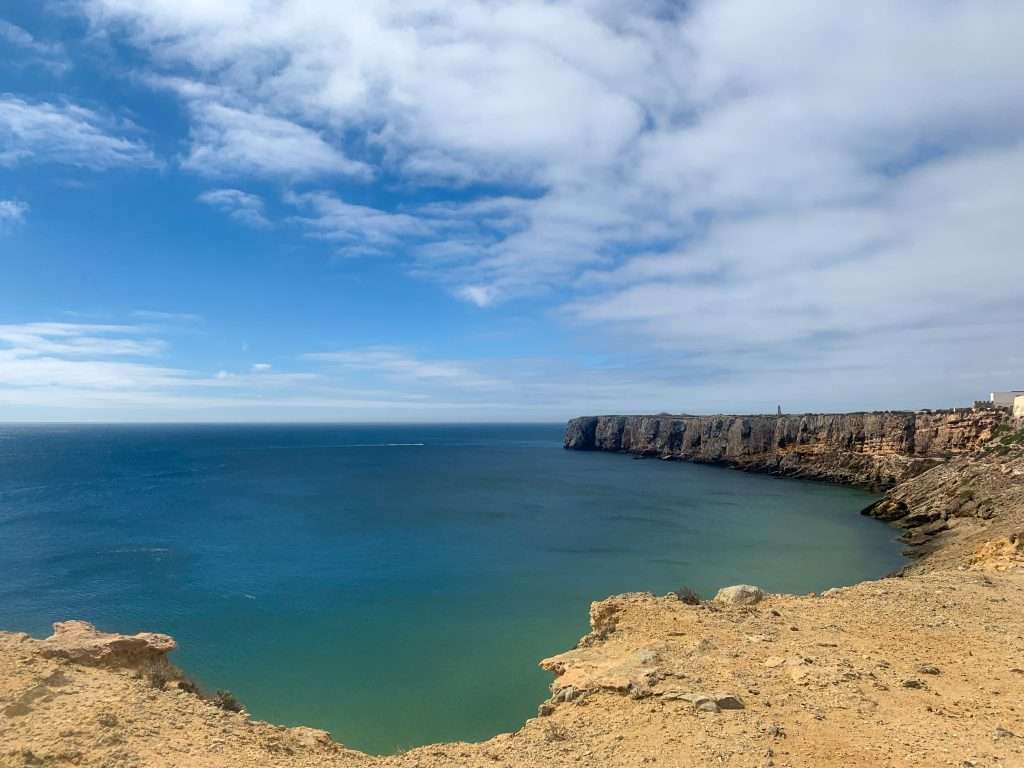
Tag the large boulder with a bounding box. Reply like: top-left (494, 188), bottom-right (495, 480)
top-left (39, 621), bottom-right (176, 668)
top-left (713, 585), bottom-right (766, 606)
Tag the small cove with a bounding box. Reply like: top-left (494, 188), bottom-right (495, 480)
top-left (0, 423), bottom-right (905, 754)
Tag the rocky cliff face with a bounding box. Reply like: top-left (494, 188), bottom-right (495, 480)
top-left (864, 423), bottom-right (1024, 563)
top-left (564, 409), bottom-right (1008, 489)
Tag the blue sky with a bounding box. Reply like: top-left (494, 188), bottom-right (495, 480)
top-left (1, 1), bottom-right (1023, 421)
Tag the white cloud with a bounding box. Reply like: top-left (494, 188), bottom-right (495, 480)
top-left (0, 20), bottom-right (71, 74)
top-left (0, 321), bottom-right (575, 420)
top-left (198, 188), bottom-right (270, 228)
top-left (0, 321), bottom-right (379, 415)
top-left (0, 322), bottom-right (164, 358)
top-left (455, 285), bottom-right (497, 308)
top-left (303, 346), bottom-right (495, 388)
top-left (0, 199), bottom-right (29, 231)
top-left (285, 191), bottom-right (430, 254)
top-left (64, 1), bottom-right (1024, 409)
top-left (3, 317), bottom-right (1008, 421)
top-left (79, 2), bottom-right (648, 178)
top-left (0, 323), bottom-right (193, 406)
top-left (131, 309), bottom-right (203, 324)
top-left (0, 96), bottom-right (158, 169)
top-left (567, 142), bottom-right (1024, 350)
top-left (183, 103), bottom-right (369, 179)
top-left (284, 191), bottom-right (546, 294)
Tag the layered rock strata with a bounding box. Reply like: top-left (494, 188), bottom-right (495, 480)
top-left (564, 409), bottom-right (1008, 489)
top-left (863, 432), bottom-right (1024, 564)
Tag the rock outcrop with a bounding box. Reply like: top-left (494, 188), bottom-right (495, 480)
top-left (712, 584), bottom-right (765, 606)
top-left (38, 620), bottom-right (176, 668)
top-left (564, 408), bottom-right (1008, 489)
top-left (862, 430), bottom-right (1024, 565)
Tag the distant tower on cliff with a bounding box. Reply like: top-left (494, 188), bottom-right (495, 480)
top-left (777, 404), bottom-right (782, 416)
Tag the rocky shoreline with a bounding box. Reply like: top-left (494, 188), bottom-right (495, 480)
top-left (2, 419), bottom-right (1023, 767)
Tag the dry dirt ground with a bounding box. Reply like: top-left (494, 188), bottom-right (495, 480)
top-left (2, 451), bottom-right (1023, 768)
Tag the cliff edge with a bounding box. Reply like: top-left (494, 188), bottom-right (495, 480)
top-left (564, 409), bottom-right (1008, 489)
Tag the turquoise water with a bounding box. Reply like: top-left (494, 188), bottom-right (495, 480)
top-left (0, 424), bottom-right (903, 753)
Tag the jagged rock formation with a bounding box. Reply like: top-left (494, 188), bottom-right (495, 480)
top-left (564, 409), bottom-right (1008, 489)
top-left (863, 425), bottom-right (1024, 564)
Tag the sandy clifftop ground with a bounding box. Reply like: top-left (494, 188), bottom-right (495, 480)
top-left (2, 436), bottom-right (1024, 767)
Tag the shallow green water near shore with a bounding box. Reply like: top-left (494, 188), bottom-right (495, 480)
top-left (0, 424), bottom-right (903, 753)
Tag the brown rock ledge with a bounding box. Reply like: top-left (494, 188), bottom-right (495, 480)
top-left (2, 442), bottom-right (1023, 767)
top-left (564, 410), bottom-right (1010, 489)
top-left (37, 621), bottom-right (176, 668)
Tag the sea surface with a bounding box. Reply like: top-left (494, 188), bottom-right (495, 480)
top-left (0, 423), bottom-right (904, 753)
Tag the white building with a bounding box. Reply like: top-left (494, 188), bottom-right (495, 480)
top-left (991, 391), bottom-right (1024, 408)
top-left (1015, 395), bottom-right (1024, 419)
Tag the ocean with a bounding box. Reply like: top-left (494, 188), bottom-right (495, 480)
top-left (0, 423), bottom-right (903, 753)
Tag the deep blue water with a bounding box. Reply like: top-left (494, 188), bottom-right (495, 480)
top-left (0, 423), bottom-right (904, 753)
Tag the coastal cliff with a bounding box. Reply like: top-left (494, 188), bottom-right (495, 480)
top-left (564, 409), bottom-right (1008, 489)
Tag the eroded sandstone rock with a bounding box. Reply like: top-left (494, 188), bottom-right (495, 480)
top-left (539, 644), bottom-right (663, 700)
top-left (39, 620), bottom-right (176, 668)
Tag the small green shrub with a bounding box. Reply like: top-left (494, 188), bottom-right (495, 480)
top-left (135, 658), bottom-right (243, 713)
top-left (672, 585), bottom-right (701, 605)
top-left (984, 426), bottom-right (1024, 453)
top-left (1001, 428), bottom-right (1024, 445)
top-left (543, 721), bottom-right (570, 742)
top-left (210, 690), bottom-right (244, 712)
top-left (135, 657), bottom-right (182, 690)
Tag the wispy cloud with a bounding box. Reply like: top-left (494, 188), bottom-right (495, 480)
top-left (3, 317), bottom-right (1004, 420)
top-left (0, 199), bottom-right (29, 232)
top-left (0, 95), bottom-right (159, 169)
top-left (0, 321), bottom-right (571, 419)
top-left (198, 188), bottom-right (270, 229)
top-left (131, 310), bottom-right (203, 324)
top-left (0, 20), bottom-right (71, 75)
top-left (283, 191), bottom-right (539, 289)
top-left (183, 103), bottom-right (370, 179)
top-left (303, 346), bottom-right (496, 387)
top-left (0, 322), bottom-right (164, 358)
top-left (285, 191), bottom-right (431, 255)
top-left (0, 323), bottom-right (191, 407)
top-left (0, 321), bottom-right (341, 415)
